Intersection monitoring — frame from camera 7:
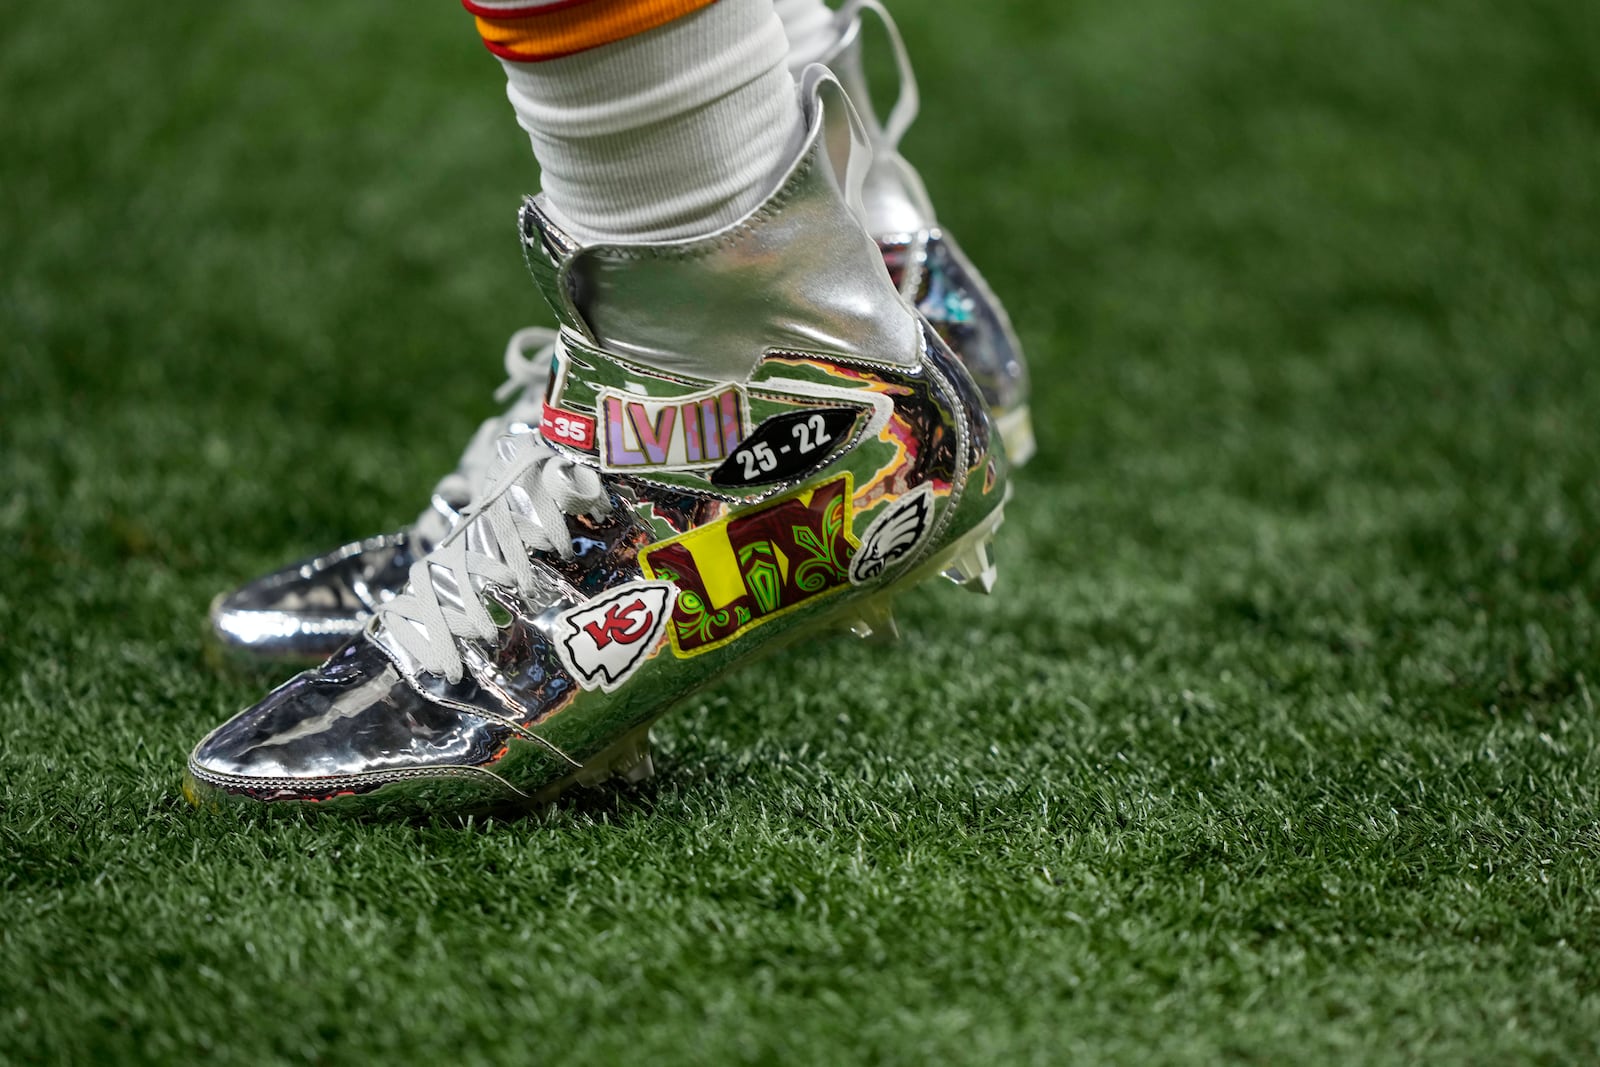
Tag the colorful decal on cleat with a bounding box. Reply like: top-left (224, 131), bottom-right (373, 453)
top-left (709, 407), bottom-right (859, 489)
top-left (850, 483), bottom-right (935, 585)
top-left (553, 581), bottom-right (675, 692)
top-left (542, 401), bottom-right (597, 451)
top-left (640, 474), bottom-right (858, 656)
top-left (596, 382), bottom-right (750, 472)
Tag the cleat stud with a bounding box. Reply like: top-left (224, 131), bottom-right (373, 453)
top-left (547, 721), bottom-right (658, 801)
top-left (611, 728), bottom-right (654, 776)
top-left (619, 752), bottom-right (655, 785)
top-left (574, 763), bottom-right (608, 788)
top-left (847, 595), bottom-right (900, 644)
top-left (941, 535), bottom-right (997, 594)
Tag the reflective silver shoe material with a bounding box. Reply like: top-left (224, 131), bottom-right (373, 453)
top-left (552, 125), bottom-right (918, 381)
top-left (208, 330), bottom-right (554, 662)
top-left (531, 492), bottom-right (655, 596)
top-left (187, 70), bottom-right (1012, 818)
top-left (881, 229), bottom-right (1030, 453)
top-left (208, 532), bottom-right (418, 659)
top-left (209, 8), bottom-right (1031, 666)
top-left (186, 638), bottom-right (558, 810)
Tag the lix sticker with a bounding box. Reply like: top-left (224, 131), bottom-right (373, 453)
top-left (640, 474), bottom-right (858, 656)
top-left (850, 484), bottom-right (934, 585)
top-left (553, 581), bottom-right (675, 692)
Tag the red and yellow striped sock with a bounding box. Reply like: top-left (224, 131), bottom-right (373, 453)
top-left (464, 0), bottom-right (724, 63)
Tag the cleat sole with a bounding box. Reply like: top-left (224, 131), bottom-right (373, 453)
top-left (186, 501), bottom-right (1008, 819)
top-left (533, 722), bottom-right (658, 808)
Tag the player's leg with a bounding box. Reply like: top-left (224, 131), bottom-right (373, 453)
top-left (187, 0), bottom-right (1010, 815)
top-left (484, 0), bottom-right (801, 242)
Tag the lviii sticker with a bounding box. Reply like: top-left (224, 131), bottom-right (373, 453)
top-left (597, 382), bottom-right (749, 471)
top-left (639, 474), bottom-right (858, 656)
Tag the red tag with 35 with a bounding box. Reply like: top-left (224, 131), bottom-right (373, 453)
top-left (542, 402), bottom-right (596, 450)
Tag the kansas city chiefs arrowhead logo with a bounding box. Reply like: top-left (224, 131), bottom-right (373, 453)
top-left (850, 484), bottom-right (935, 585)
top-left (553, 581), bottom-right (675, 692)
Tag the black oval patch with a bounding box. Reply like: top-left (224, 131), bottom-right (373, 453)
top-left (709, 407), bottom-right (860, 488)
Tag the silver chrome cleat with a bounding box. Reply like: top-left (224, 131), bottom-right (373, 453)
top-left (186, 70), bottom-right (1011, 818)
top-left (206, 0), bottom-right (1032, 665)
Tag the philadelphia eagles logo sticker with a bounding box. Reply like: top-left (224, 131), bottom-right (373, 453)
top-left (553, 581), bottom-right (675, 692)
top-left (850, 484), bottom-right (935, 584)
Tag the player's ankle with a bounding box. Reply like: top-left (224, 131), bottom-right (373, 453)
top-left (500, 0), bottom-right (803, 244)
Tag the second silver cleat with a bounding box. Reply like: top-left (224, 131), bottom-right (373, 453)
top-left (209, 328), bottom-right (553, 660)
top-left (827, 0), bottom-right (1034, 464)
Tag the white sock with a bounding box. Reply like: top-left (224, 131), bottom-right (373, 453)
top-left (499, 0), bottom-right (803, 245)
top-left (774, 0), bottom-right (839, 68)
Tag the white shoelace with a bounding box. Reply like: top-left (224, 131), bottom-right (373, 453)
top-left (413, 327), bottom-right (558, 547)
top-left (836, 0), bottom-right (920, 151)
top-left (379, 432), bottom-right (612, 683)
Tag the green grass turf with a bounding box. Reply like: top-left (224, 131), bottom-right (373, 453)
top-left (3, 0), bottom-right (1599, 1061)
